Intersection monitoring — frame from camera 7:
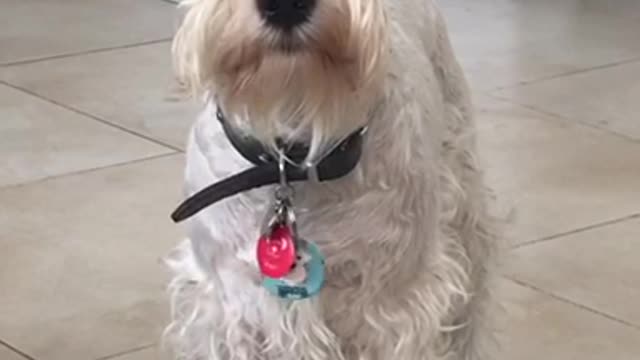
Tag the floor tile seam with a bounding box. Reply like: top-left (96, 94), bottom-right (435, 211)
top-left (0, 339), bottom-right (36, 360)
top-left (94, 343), bottom-right (156, 360)
top-left (505, 277), bottom-right (640, 331)
top-left (0, 152), bottom-right (179, 192)
top-left (513, 213), bottom-right (640, 249)
top-left (0, 81), bottom-right (184, 152)
top-left (484, 93), bottom-right (640, 144)
top-left (488, 55), bottom-right (640, 92)
top-left (0, 39), bottom-right (173, 68)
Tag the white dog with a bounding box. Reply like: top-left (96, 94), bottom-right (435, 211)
top-left (165, 0), bottom-right (501, 359)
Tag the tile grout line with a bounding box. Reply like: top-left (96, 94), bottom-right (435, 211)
top-left (486, 93), bottom-right (640, 145)
top-left (0, 339), bottom-right (36, 360)
top-left (0, 152), bottom-right (180, 192)
top-left (94, 343), bottom-right (155, 360)
top-left (506, 277), bottom-right (640, 332)
top-left (0, 80), bottom-right (184, 152)
top-left (489, 55), bottom-right (640, 92)
top-left (0, 38), bottom-right (172, 68)
top-left (514, 213), bottom-right (640, 249)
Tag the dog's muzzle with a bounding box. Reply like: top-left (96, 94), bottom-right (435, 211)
top-left (170, 107), bottom-right (366, 223)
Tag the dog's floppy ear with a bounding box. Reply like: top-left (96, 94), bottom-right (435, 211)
top-left (171, 0), bottom-right (223, 96)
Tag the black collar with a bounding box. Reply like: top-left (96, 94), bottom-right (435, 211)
top-left (170, 108), bottom-right (366, 223)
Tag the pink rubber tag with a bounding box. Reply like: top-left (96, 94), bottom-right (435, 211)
top-left (257, 225), bottom-right (296, 278)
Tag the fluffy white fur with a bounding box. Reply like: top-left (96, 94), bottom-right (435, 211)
top-left (165, 0), bottom-right (501, 359)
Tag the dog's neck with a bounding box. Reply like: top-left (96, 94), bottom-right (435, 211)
top-left (216, 105), bottom-right (367, 166)
top-left (170, 104), bottom-right (369, 223)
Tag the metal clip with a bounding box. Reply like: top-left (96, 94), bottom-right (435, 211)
top-left (261, 152), bottom-right (299, 242)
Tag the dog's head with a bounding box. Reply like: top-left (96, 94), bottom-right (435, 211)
top-left (173, 0), bottom-right (389, 158)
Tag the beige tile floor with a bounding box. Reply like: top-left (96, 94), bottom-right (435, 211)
top-left (1, 0), bottom-right (639, 359)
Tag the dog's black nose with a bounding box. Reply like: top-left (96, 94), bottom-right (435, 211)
top-left (257, 0), bottom-right (316, 31)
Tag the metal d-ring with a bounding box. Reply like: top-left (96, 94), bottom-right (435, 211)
top-left (274, 151), bottom-right (300, 247)
top-left (278, 150), bottom-right (287, 188)
top-left (274, 152), bottom-right (293, 199)
top-left (259, 152), bottom-right (293, 237)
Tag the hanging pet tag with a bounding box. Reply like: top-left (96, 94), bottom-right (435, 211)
top-left (258, 151), bottom-right (326, 300)
top-left (262, 240), bottom-right (325, 300)
top-left (257, 224), bottom-right (296, 278)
